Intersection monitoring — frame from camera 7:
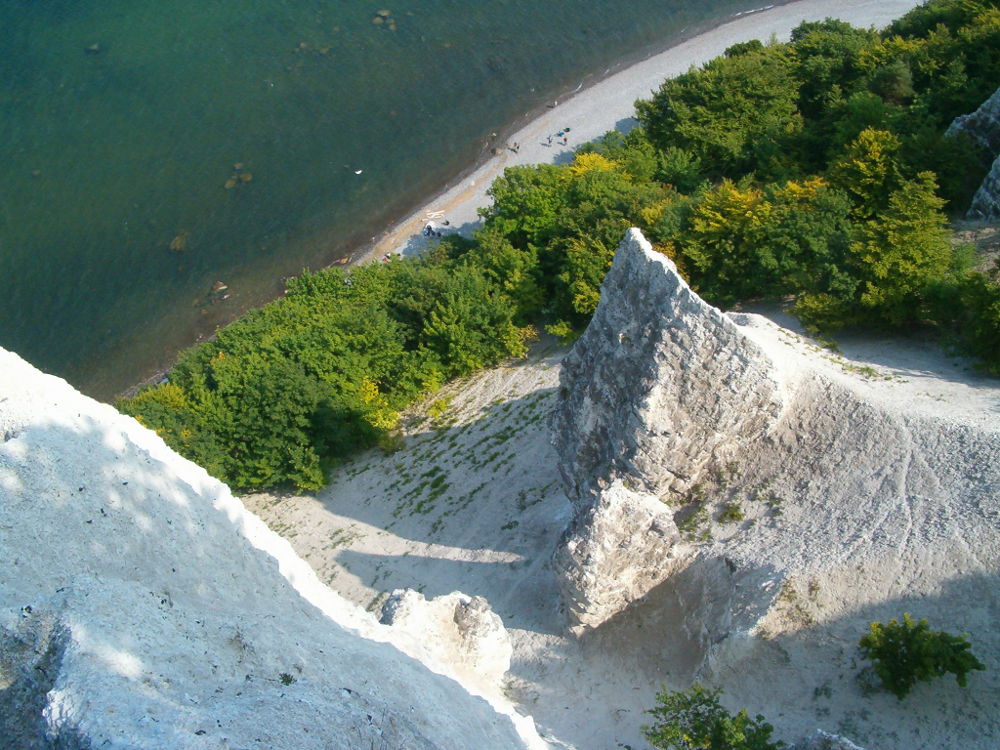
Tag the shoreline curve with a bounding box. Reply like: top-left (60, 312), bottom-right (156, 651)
top-left (351, 0), bottom-right (921, 267)
top-left (122, 0), bottom-right (921, 398)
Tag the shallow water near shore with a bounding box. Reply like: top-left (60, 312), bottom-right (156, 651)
top-left (1, 0), bottom-right (762, 399)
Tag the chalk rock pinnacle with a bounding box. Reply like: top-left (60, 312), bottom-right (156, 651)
top-left (550, 227), bottom-right (999, 653)
top-left (551, 228), bottom-right (783, 629)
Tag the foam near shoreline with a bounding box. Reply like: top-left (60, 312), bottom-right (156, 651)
top-left (356, 0), bottom-right (922, 265)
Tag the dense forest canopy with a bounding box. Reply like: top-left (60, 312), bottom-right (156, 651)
top-left (121, 0), bottom-right (1000, 491)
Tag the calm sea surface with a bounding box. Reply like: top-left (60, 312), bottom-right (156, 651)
top-left (1, 0), bottom-right (761, 399)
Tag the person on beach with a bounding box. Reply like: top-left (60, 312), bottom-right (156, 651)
top-left (546, 135), bottom-right (553, 146)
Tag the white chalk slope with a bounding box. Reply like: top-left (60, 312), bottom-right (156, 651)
top-left (0, 349), bottom-right (545, 749)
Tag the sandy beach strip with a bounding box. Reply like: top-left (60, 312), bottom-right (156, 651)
top-left (357, 0), bottom-right (921, 264)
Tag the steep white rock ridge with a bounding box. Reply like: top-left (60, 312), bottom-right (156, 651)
top-left (550, 228), bottom-right (1000, 724)
top-left (551, 228), bottom-right (785, 629)
top-left (552, 228), bottom-right (784, 500)
top-left (0, 349), bottom-right (544, 750)
top-left (947, 85), bottom-right (1000, 219)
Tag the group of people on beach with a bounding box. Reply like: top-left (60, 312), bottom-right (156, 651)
top-left (545, 127), bottom-right (571, 146)
top-left (423, 219), bottom-right (451, 239)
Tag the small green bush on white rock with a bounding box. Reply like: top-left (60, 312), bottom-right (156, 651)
top-left (859, 613), bottom-right (985, 699)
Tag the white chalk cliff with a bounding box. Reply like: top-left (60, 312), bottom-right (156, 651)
top-left (551, 230), bottom-right (999, 708)
top-left (552, 228), bottom-right (784, 629)
top-left (0, 350), bottom-right (544, 749)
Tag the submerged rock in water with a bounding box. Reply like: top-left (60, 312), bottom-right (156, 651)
top-left (169, 232), bottom-right (189, 252)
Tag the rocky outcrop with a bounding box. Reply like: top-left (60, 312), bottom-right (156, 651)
top-left (552, 229), bottom-right (783, 501)
top-left (947, 85), bottom-right (1000, 218)
top-left (970, 158), bottom-right (1000, 219)
top-left (550, 227), bottom-right (1000, 675)
top-left (0, 349), bottom-right (543, 749)
top-left (553, 479), bottom-right (682, 629)
top-left (380, 590), bottom-right (512, 698)
top-left (550, 228), bottom-right (784, 629)
top-left (948, 86), bottom-right (1000, 153)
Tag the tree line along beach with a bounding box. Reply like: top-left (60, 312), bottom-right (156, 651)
top-left (1, 0), bottom-right (794, 401)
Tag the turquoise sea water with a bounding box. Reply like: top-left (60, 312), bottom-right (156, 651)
top-left (1, 0), bottom-right (761, 399)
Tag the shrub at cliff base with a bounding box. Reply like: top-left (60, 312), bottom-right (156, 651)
top-left (926, 266), bottom-right (1000, 376)
top-left (643, 683), bottom-right (783, 750)
top-left (859, 613), bottom-right (985, 699)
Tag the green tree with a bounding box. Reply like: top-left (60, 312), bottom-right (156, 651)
top-left (643, 684), bottom-right (783, 750)
top-left (678, 177), bottom-right (852, 306)
top-left (576, 128), bottom-right (662, 183)
top-left (636, 45), bottom-right (802, 178)
top-left (859, 613), bottom-right (985, 699)
top-left (210, 359), bottom-right (331, 491)
top-left (790, 18), bottom-right (878, 121)
top-left (479, 164), bottom-right (567, 251)
top-left (469, 225), bottom-right (544, 320)
top-left (679, 178), bottom-right (770, 305)
top-left (882, 3), bottom-right (1000, 126)
top-left (887, 0), bottom-right (999, 39)
top-left (829, 127), bottom-right (904, 219)
top-left (420, 269), bottom-right (527, 378)
top-left (481, 153), bottom-right (668, 326)
top-left (847, 171), bottom-right (952, 325)
top-left (926, 264), bottom-right (1000, 375)
top-left (759, 178), bottom-right (853, 294)
top-left (954, 268), bottom-right (1000, 375)
top-left (868, 59), bottom-right (915, 105)
top-left (656, 146), bottom-right (706, 193)
top-left (119, 250), bottom-right (532, 491)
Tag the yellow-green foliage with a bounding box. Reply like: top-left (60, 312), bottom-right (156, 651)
top-left (480, 0), bottom-right (998, 365)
